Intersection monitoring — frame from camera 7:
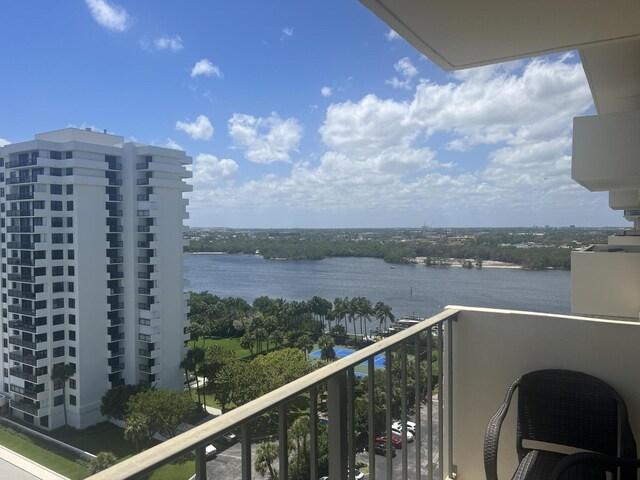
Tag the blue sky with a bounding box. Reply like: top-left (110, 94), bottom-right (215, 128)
top-left (0, 1), bottom-right (626, 228)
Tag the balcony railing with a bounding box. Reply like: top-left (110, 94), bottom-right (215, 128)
top-left (10, 384), bottom-right (40, 400)
top-left (8, 305), bottom-right (36, 316)
top-left (89, 309), bottom-right (457, 480)
top-left (6, 225), bottom-right (35, 233)
top-left (7, 258), bottom-right (35, 266)
top-left (10, 399), bottom-right (39, 416)
top-left (10, 367), bottom-right (38, 383)
top-left (8, 320), bottom-right (37, 333)
top-left (6, 209), bottom-right (34, 217)
top-left (7, 274), bottom-right (35, 282)
top-left (9, 336), bottom-right (38, 350)
top-left (8, 289), bottom-right (36, 300)
top-left (6, 192), bottom-right (35, 200)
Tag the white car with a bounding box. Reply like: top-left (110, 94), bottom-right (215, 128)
top-left (392, 428), bottom-right (414, 442)
top-left (205, 444), bottom-right (217, 458)
top-left (392, 420), bottom-right (416, 434)
top-left (223, 432), bottom-right (237, 443)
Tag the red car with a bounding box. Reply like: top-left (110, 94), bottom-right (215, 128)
top-left (375, 433), bottom-right (403, 448)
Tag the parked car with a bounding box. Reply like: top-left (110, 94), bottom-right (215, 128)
top-left (375, 433), bottom-right (403, 448)
top-left (223, 431), bottom-right (237, 443)
top-left (372, 441), bottom-right (397, 457)
top-left (205, 444), bottom-right (217, 459)
top-left (349, 469), bottom-right (365, 479)
top-left (391, 427), bottom-right (414, 442)
top-left (392, 420), bottom-right (416, 434)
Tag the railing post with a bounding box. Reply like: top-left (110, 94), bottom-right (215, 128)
top-left (368, 358), bottom-right (376, 480)
top-left (241, 423), bottom-right (252, 480)
top-left (310, 386), bottom-right (319, 480)
top-left (194, 445), bottom-right (206, 480)
top-left (328, 371), bottom-right (348, 480)
top-left (446, 315), bottom-right (456, 479)
top-left (279, 403), bottom-right (289, 480)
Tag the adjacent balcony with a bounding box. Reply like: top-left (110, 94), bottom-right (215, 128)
top-left (8, 289), bottom-right (36, 300)
top-left (9, 352), bottom-right (46, 367)
top-left (8, 320), bottom-right (37, 333)
top-left (6, 192), bottom-right (35, 200)
top-left (6, 175), bottom-right (39, 185)
top-left (10, 399), bottom-right (40, 416)
top-left (8, 305), bottom-right (36, 316)
top-left (7, 258), bottom-right (35, 266)
top-left (10, 384), bottom-right (40, 400)
top-left (10, 367), bottom-right (38, 383)
top-left (89, 307), bottom-right (640, 480)
top-left (6, 209), bottom-right (34, 217)
top-left (7, 274), bottom-right (35, 282)
top-left (6, 225), bottom-right (35, 233)
top-left (9, 336), bottom-right (38, 350)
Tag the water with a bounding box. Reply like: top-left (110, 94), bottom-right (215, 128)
top-left (185, 254), bottom-right (570, 319)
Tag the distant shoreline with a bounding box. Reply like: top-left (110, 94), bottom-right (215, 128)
top-left (189, 251), bottom-right (522, 268)
top-left (411, 257), bottom-right (522, 269)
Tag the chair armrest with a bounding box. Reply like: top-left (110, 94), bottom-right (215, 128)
top-left (551, 452), bottom-right (640, 480)
top-left (484, 379), bottom-right (520, 480)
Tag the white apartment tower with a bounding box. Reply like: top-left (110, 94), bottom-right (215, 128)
top-left (0, 128), bottom-right (191, 430)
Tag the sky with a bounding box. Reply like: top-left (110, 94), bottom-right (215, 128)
top-left (0, 1), bottom-right (626, 228)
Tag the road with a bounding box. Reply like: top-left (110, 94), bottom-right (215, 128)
top-left (206, 403), bottom-right (440, 479)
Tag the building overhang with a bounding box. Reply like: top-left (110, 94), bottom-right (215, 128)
top-left (359, 0), bottom-right (640, 114)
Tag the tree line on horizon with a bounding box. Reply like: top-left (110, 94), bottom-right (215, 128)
top-left (187, 231), bottom-right (584, 269)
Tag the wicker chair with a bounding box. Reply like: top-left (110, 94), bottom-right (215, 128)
top-left (484, 369), bottom-right (637, 480)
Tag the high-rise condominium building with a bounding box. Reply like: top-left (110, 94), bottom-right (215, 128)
top-left (0, 128), bottom-right (191, 430)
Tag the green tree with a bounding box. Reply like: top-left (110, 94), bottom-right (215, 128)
top-left (255, 441), bottom-right (279, 480)
top-left (124, 412), bottom-right (150, 452)
top-left (127, 390), bottom-right (196, 438)
top-left (88, 451), bottom-right (118, 475)
top-left (318, 334), bottom-right (336, 361)
top-left (100, 383), bottom-right (148, 421)
top-left (51, 363), bottom-right (75, 427)
top-left (296, 334), bottom-right (314, 359)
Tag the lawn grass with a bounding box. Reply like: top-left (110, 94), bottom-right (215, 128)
top-left (188, 336), bottom-right (252, 359)
top-left (0, 425), bottom-right (89, 480)
top-left (150, 454), bottom-right (194, 480)
top-left (51, 421), bottom-right (139, 459)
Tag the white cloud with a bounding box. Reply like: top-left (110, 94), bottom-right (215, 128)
top-left (164, 138), bottom-right (183, 150)
top-left (281, 27), bottom-right (294, 40)
top-left (320, 86), bottom-right (332, 97)
top-left (191, 59), bottom-right (222, 78)
top-left (188, 56), bottom-right (605, 227)
top-left (154, 35), bottom-right (183, 52)
top-left (395, 57), bottom-right (418, 78)
top-left (386, 29), bottom-right (400, 41)
top-left (176, 115), bottom-right (214, 140)
top-left (0, 138), bottom-right (10, 147)
top-left (85, 0), bottom-right (130, 32)
top-left (190, 154), bottom-right (238, 185)
top-left (228, 113), bottom-right (302, 164)
top-left (386, 57), bottom-right (419, 90)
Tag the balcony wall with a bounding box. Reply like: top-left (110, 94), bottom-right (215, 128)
top-left (449, 307), bottom-right (640, 479)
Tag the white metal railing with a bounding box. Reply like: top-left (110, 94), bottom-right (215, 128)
top-left (88, 308), bottom-right (459, 480)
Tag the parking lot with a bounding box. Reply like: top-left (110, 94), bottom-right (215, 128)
top-left (206, 402), bottom-right (440, 479)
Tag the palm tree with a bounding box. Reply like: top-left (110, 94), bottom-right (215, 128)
top-left (186, 322), bottom-right (203, 349)
top-left (374, 301), bottom-right (395, 331)
top-left (296, 334), bottom-right (314, 360)
top-left (88, 452), bottom-right (118, 474)
top-left (255, 441), bottom-right (279, 479)
top-left (192, 347), bottom-right (206, 407)
top-left (347, 297), bottom-right (359, 341)
top-left (179, 354), bottom-right (194, 395)
top-left (240, 331), bottom-right (256, 355)
top-left (51, 363), bottom-right (75, 427)
top-left (333, 297), bottom-right (348, 334)
top-left (124, 412), bottom-right (150, 452)
top-left (357, 297), bottom-right (374, 338)
top-left (318, 334), bottom-right (336, 361)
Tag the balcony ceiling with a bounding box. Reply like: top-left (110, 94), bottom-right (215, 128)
top-left (360, 0), bottom-right (640, 114)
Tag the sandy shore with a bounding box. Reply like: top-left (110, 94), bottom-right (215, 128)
top-left (190, 251), bottom-right (228, 255)
top-left (411, 257), bottom-right (521, 269)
